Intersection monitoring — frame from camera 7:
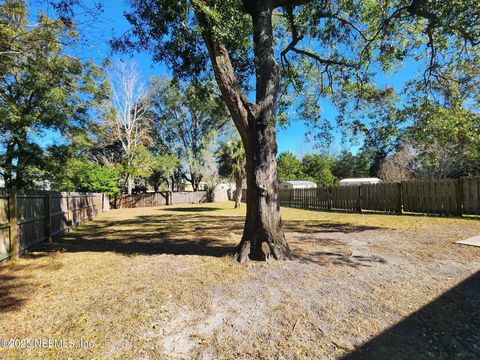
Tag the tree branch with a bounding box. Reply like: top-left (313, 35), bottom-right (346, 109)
top-left (273, 0), bottom-right (312, 8)
top-left (194, 7), bottom-right (251, 138)
top-left (281, 6), bottom-right (357, 72)
top-left (293, 48), bottom-right (357, 68)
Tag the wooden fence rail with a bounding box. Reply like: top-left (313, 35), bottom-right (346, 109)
top-left (247, 176), bottom-right (480, 217)
top-left (0, 191), bottom-right (108, 262)
top-left (113, 191), bottom-right (208, 209)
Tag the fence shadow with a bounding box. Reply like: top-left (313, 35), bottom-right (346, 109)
top-left (343, 270), bottom-right (480, 359)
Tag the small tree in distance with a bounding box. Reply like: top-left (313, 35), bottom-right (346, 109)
top-left (218, 138), bottom-right (246, 208)
top-left (148, 155), bottom-right (179, 192)
top-left (277, 152), bottom-right (303, 183)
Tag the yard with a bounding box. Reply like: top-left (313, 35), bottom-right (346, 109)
top-left (1, 202), bottom-right (479, 359)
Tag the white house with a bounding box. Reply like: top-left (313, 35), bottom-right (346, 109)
top-left (279, 180), bottom-right (317, 190)
top-left (339, 178), bottom-right (382, 186)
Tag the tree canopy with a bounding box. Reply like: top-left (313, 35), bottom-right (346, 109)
top-left (0, 0), bottom-right (107, 188)
top-left (150, 77), bottom-right (230, 191)
top-left (118, 0), bottom-right (479, 145)
top-left (277, 152), bottom-right (302, 183)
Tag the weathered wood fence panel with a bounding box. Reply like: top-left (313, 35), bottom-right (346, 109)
top-left (171, 191), bottom-right (208, 205)
top-left (463, 176), bottom-right (480, 215)
top-left (0, 192), bottom-right (10, 261)
top-left (276, 177), bottom-right (480, 217)
top-left (361, 182), bottom-right (401, 213)
top-left (0, 191), bottom-right (107, 262)
top-left (331, 186), bottom-right (360, 211)
top-left (118, 192), bottom-right (170, 209)
top-left (115, 191), bottom-right (208, 209)
top-left (402, 180), bottom-right (458, 216)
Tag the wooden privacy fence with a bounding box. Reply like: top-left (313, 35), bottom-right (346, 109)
top-left (271, 176), bottom-right (480, 217)
top-left (114, 191), bottom-right (208, 209)
top-left (0, 191), bottom-right (108, 262)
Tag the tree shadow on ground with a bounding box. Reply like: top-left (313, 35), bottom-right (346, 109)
top-left (294, 249), bottom-right (387, 267)
top-left (162, 207), bottom-right (224, 212)
top-left (343, 270), bottom-right (480, 359)
top-left (41, 214), bottom-right (243, 258)
top-left (0, 257), bottom-right (55, 314)
top-left (285, 221), bottom-right (383, 234)
top-left (34, 213), bottom-right (389, 268)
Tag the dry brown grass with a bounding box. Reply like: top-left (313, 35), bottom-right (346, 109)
top-left (0, 202), bottom-right (479, 359)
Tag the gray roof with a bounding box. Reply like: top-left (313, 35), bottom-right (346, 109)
top-left (281, 180), bottom-right (316, 185)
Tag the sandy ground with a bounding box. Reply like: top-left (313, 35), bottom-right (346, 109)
top-left (1, 202), bottom-right (479, 359)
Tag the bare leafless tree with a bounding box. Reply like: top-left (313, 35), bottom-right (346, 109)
top-left (378, 145), bottom-right (415, 182)
top-left (107, 59), bottom-right (151, 195)
top-left (379, 142), bottom-right (475, 182)
top-left (413, 142), bottom-right (471, 180)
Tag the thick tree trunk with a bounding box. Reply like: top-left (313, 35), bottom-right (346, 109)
top-left (15, 152), bottom-right (26, 189)
top-left (233, 175), bottom-right (243, 208)
top-left (3, 138), bottom-right (15, 189)
top-left (234, 112), bottom-right (293, 262)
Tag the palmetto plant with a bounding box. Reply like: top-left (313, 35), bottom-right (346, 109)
top-left (218, 138), bottom-right (245, 208)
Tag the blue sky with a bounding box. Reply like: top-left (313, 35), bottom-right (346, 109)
top-left (31, 0), bottom-right (418, 157)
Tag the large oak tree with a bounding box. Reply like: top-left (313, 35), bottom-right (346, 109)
top-left (114, 0), bottom-right (479, 262)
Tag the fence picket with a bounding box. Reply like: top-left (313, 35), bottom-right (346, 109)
top-left (277, 177), bottom-right (480, 217)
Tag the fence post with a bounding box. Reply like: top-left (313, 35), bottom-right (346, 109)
top-left (66, 193), bottom-right (71, 228)
top-left (289, 189), bottom-right (292, 207)
top-left (45, 193), bottom-right (52, 243)
top-left (455, 178), bottom-right (464, 217)
top-left (397, 182), bottom-right (403, 214)
top-left (8, 192), bottom-right (19, 260)
top-left (328, 187), bottom-right (333, 210)
top-left (357, 185), bottom-right (363, 212)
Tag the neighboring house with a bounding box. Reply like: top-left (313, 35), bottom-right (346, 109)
top-left (339, 178), bottom-right (382, 186)
top-left (178, 181), bottom-right (208, 192)
top-left (279, 180), bottom-right (317, 190)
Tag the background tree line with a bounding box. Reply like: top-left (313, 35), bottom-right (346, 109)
top-left (0, 1), bottom-right (233, 196)
top-left (1, 0), bottom-right (479, 201)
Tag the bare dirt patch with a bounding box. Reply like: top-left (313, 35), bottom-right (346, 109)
top-left (1, 202), bottom-right (479, 359)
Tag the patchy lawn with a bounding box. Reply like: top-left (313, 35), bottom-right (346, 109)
top-left (1, 202), bottom-right (479, 359)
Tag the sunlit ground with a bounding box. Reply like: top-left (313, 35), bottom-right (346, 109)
top-left (1, 202), bottom-right (479, 359)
